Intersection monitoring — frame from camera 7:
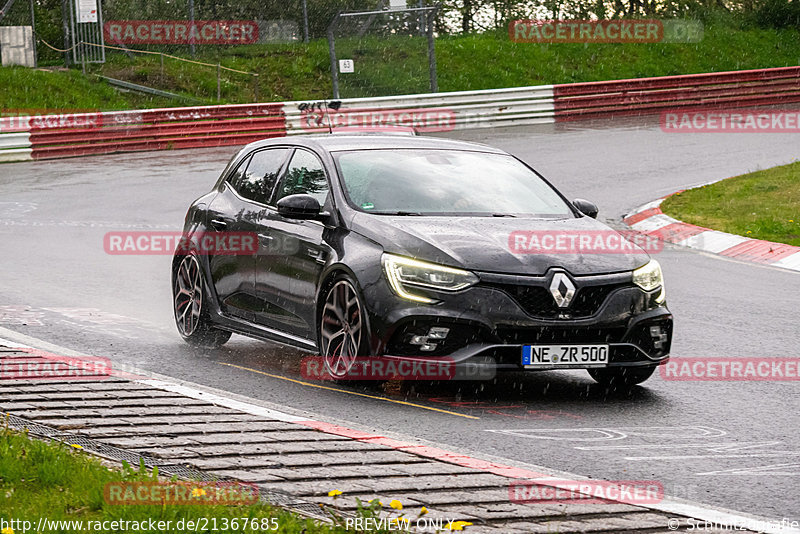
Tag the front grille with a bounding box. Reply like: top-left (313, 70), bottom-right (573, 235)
top-left (487, 282), bottom-right (632, 318)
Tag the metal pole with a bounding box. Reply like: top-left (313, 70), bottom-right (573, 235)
top-left (426, 8), bottom-right (438, 93)
top-left (253, 74), bottom-right (259, 103)
top-left (62, 0), bottom-right (70, 66)
top-left (160, 53), bottom-right (164, 77)
top-left (302, 0), bottom-right (309, 43)
top-left (96, 0), bottom-right (105, 62)
top-left (188, 0), bottom-right (196, 58)
top-left (217, 63), bottom-right (221, 102)
top-left (327, 18), bottom-right (339, 99)
top-left (28, 0), bottom-right (37, 67)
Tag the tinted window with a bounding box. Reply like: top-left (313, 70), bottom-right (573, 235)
top-left (275, 149), bottom-right (329, 206)
top-left (334, 149), bottom-right (573, 217)
top-left (234, 148), bottom-right (290, 204)
top-left (225, 154), bottom-right (251, 192)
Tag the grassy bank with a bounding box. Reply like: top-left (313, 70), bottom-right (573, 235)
top-left (661, 161), bottom-right (800, 246)
top-left (0, 426), bottom-right (363, 533)
top-left (1, 17), bottom-right (799, 112)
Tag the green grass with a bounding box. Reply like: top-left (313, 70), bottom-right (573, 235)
top-left (661, 161), bottom-right (800, 246)
top-left (0, 426), bottom-right (381, 533)
top-left (2, 16), bottom-right (800, 111)
top-left (0, 66), bottom-right (177, 112)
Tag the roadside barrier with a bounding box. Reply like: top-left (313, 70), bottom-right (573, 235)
top-left (0, 104), bottom-right (285, 161)
top-left (554, 66), bottom-right (800, 120)
top-left (1, 66), bottom-right (798, 162)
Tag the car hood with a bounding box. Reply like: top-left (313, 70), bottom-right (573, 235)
top-left (349, 213), bottom-right (650, 276)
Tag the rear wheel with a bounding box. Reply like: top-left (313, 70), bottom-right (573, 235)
top-left (319, 276), bottom-right (368, 381)
top-left (588, 365), bottom-right (656, 387)
top-left (173, 253), bottom-right (231, 348)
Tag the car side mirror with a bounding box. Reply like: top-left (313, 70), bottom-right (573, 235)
top-left (277, 194), bottom-right (322, 220)
top-left (572, 198), bottom-right (599, 219)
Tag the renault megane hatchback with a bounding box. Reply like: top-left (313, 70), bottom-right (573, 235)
top-left (172, 135), bottom-right (672, 386)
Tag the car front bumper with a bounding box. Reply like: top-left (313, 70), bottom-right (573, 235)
top-left (361, 268), bottom-right (672, 375)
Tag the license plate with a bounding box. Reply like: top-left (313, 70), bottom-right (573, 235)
top-left (522, 344), bottom-right (609, 368)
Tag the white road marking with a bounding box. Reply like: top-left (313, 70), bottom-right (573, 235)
top-left (697, 462), bottom-right (800, 476)
top-left (136, 379), bottom-right (307, 423)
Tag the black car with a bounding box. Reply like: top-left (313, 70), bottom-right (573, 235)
top-left (172, 134), bottom-right (672, 386)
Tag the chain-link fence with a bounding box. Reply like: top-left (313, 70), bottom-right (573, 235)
top-left (2, 1), bottom-right (449, 105)
top-left (328, 5), bottom-right (439, 98)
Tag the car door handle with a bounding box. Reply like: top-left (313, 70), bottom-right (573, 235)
top-left (210, 218), bottom-right (228, 230)
top-left (306, 248), bottom-right (325, 264)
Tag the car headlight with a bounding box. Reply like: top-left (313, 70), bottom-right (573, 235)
top-left (381, 253), bottom-right (479, 304)
top-left (633, 259), bottom-right (665, 302)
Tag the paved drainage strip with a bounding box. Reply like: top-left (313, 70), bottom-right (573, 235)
top-left (0, 345), bottom-right (760, 533)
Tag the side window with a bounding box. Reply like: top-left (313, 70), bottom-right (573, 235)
top-left (234, 148), bottom-right (290, 204)
top-left (275, 149), bottom-right (329, 206)
top-left (225, 155), bottom-right (251, 192)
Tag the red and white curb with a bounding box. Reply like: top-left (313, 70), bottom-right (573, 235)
top-left (1, 328), bottom-right (799, 533)
top-left (624, 197), bottom-right (800, 271)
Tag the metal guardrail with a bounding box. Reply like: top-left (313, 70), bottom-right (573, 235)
top-left (1, 66), bottom-right (799, 162)
top-left (283, 85), bottom-right (556, 135)
top-left (0, 132), bottom-right (31, 162)
top-left (96, 75), bottom-right (202, 103)
top-left (554, 66), bottom-right (800, 120)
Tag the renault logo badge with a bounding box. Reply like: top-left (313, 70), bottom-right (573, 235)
top-left (550, 272), bottom-right (576, 308)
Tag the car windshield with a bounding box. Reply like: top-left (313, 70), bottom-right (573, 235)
top-left (334, 149), bottom-right (574, 217)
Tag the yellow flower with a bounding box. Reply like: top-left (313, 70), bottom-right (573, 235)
top-left (447, 521), bottom-right (473, 531)
top-left (390, 518), bottom-right (409, 525)
top-left (328, 490), bottom-right (342, 497)
top-left (790, 220), bottom-right (795, 223)
top-left (70, 444), bottom-right (83, 449)
top-left (3, 527), bottom-right (15, 534)
top-left (390, 499), bottom-right (403, 510)
top-left (746, 231), bottom-right (752, 234)
top-left (419, 506), bottom-right (429, 516)
top-left (191, 487), bottom-right (206, 497)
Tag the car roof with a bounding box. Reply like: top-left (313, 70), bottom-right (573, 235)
top-left (243, 134), bottom-right (508, 155)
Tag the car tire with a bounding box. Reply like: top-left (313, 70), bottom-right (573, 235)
top-left (318, 274), bottom-right (371, 382)
top-left (172, 253), bottom-right (232, 348)
top-left (588, 365), bottom-right (657, 387)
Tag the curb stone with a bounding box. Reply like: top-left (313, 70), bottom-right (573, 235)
top-left (624, 196), bottom-right (800, 272)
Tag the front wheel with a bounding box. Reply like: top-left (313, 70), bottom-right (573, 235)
top-left (172, 253), bottom-right (231, 348)
top-left (588, 365), bottom-right (657, 387)
top-left (319, 276), bottom-right (369, 381)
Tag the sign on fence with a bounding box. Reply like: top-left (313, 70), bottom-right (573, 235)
top-left (76, 0), bottom-right (98, 23)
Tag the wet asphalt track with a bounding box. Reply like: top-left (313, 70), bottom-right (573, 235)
top-left (1, 115), bottom-right (799, 521)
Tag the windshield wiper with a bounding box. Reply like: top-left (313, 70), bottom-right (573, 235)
top-left (492, 213), bottom-right (517, 217)
top-left (386, 211), bottom-right (423, 216)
